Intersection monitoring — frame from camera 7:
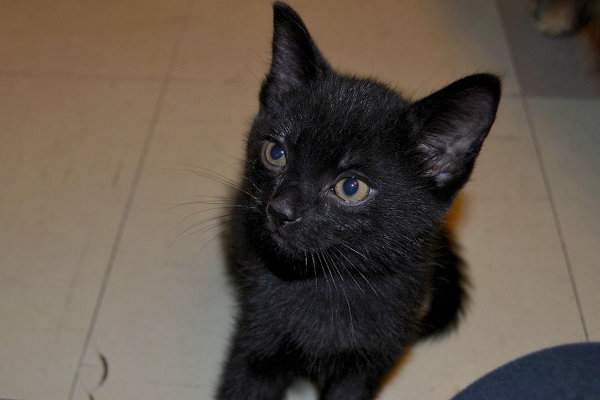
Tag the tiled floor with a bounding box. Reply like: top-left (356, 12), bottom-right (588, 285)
top-left (0, 1), bottom-right (597, 400)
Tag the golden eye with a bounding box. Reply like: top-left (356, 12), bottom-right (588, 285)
top-left (334, 177), bottom-right (372, 203)
top-left (264, 141), bottom-right (286, 167)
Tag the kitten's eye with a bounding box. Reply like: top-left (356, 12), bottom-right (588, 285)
top-left (334, 177), bottom-right (372, 203)
top-left (263, 141), bottom-right (286, 167)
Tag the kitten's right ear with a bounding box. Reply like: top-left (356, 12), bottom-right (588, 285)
top-left (259, 2), bottom-right (332, 110)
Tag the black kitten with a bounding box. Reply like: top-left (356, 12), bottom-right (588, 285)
top-left (217, 3), bottom-right (500, 399)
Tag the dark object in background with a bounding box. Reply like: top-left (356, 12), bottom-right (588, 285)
top-left (453, 342), bottom-right (600, 400)
top-left (216, 2), bottom-right (500, 399)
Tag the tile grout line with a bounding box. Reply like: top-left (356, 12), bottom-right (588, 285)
top-left (493, 1), bottom-right (589, 342)
top-left (519, 97), bottom-right (589, 342)
top-left (66, 2), bottom-right (195, 399)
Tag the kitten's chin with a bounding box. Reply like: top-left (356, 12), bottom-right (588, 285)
top-left (270, 230), bottom-right (301, 255)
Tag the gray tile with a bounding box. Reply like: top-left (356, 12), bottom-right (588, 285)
top-left (496, 0), bottom-right (600, 97)
top-left (527, 96), bottom-right (600, 341)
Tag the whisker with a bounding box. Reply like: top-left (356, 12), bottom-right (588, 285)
top-left (176, 209), bottom-right (233, 230)
top-left (339, 242), bottom-right (370, 262)
top-left (191, 230), bottom-right (226, 263)
top-left (334, 246), bottom-right (379, 298)
top-left (177, 220), bottom-right (228, 243)
top-left (175, 204), bottom-right (255, 228)
top-left (319, 251), bottom-right (338, 329)
top-left (154, 195), bottom-right (232, 210)
top-left (245, 176), bottom-right (263, 195)
top-left (330, 248), bottom-right (366, 296)
top-left (310, 252), bottom-right (319, 292)
top-left (163, 197), bottom-right (256, 215)
top-left (161, 164), bottom-right (260, 203)
top-left (325, 250), bottom-right (355, 343)
top-left (179, 164), bottom-right (240, 186)
top-left (320, 250), bottom-right (339, 298)
top-left (180, 213), bottom-right (230, 234)
top-left (173, 215), bottom-right (230, 243)
top-left (316, 251), bottom-right (333, 300)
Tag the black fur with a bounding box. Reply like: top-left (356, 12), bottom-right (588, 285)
top-left (217, 3), bottom-right (500, 399)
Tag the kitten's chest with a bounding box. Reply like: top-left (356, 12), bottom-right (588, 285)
top-left (248, 276), bottom-right (418, 354)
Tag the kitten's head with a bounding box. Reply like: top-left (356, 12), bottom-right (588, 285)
top-left (241, 2), bottom-right (500, 268)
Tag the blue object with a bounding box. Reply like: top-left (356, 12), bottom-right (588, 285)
top-left (270, 143), bottom-right (285, 160)
top-left (343, 178), bottom-right (359, 196)
top-left (452, 343), bottom-right (600, 400)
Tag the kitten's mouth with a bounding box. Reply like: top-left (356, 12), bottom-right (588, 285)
top-left (265, 222), bottom-right (304, 254)
top-left (263, 216), bottom-right (323, 255)
top-left (268, 228), bottom-right (326, 258)
top-left (270, 229), bottom-right (294, 249)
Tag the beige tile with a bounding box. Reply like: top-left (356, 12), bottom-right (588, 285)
top-left (172, 1), bottom-right (271, 89)
top-left (0, 77), bottom-right (161, 400)
top-left (173, 0), bottom-right (520, 97)
top-left (71, 82), bottom-right (248, 399)
top-left (0, 0), bottom-right (188, 77)
top-left (72, 228), bottom-right (233, 400)
top-left (527, 97), bottom-right (600, 341)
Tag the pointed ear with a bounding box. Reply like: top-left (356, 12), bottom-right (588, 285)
top-left (259, 2), bottom-right (332, 110)
top-left (410, 74), bottom-right (501, 200)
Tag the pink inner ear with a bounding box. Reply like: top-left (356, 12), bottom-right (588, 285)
top-left (417, 126), bottom-right (477, 184)
top-left (411, 74), bottom-right (500, 191)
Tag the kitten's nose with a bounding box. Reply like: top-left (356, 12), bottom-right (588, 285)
top-left (267, 189), bottom-right (301, 227)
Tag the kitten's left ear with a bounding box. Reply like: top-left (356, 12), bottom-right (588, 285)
top-left (410, 74), bottom-right (501, 201)
top-left (259, 2), bottom-right (332, 110)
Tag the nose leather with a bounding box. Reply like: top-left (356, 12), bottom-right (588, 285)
top-left (267, 188), bottom-right (301, 227)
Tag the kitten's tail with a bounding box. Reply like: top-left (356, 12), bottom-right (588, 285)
top-left (417, 234), bottom-right (468, 339)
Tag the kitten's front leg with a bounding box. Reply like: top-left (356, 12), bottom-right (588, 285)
top-left (319, 370), bottom-right (387, 400)
top-left (217, 335), bottom-right (294, 400)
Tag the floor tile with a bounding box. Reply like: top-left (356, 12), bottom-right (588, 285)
top-left (0, 77), bottom-right (161, 400)
top-left (70, 81), bottom-right (251, 399)
top-left (171, 1), bottom-right (270, 89)
top-left (0, 0), bottom-right (189, 77)
top-left (3, 1), bottom-right (594, 400)
top-left (172, 0), bottom-right (520, 97)
top-left (527, 96), bottom-right (600, 340)
top-left (496, 0), bottom-right (600, 97)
